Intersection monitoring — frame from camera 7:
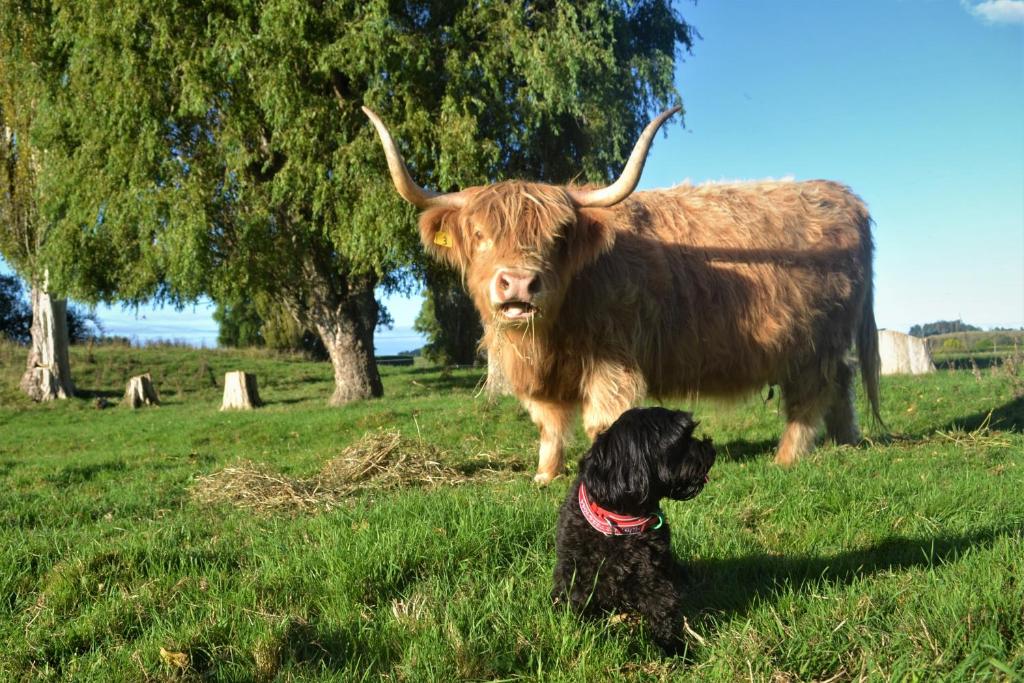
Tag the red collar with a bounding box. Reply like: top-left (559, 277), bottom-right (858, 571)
top-left (578, 483), bottom-right (663, 536)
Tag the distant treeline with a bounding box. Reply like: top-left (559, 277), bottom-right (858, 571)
top-left (909, 319), bottom-right (982, 337)
top-left (925, 330), bottom-right (1024, 356)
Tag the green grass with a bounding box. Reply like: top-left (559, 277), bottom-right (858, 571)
top-left (1, 341), bottom-right (1022, 681)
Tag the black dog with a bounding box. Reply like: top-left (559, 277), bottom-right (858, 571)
top-left (552, 407), bottom-right (715, 654)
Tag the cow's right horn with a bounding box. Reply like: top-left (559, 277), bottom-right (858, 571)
top-left (568, 106), bottom-right (681, 208)
top-left (362, 106), bottom-right (467, 209)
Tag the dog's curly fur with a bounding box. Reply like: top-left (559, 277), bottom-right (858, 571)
top-left (552, 407), bottom-right (715, 654)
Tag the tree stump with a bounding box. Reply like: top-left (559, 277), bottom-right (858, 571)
top-left (123, 373), bottom-right (160, 408)
top-left (221, 371), bottom-right (262, 410)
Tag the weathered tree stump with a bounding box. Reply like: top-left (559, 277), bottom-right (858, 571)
top-left (221, 371), bottom-right (262, 410)
top-left (123, 373), bottom-right (160, 408)
top-left (19, 278), bottom-right (75, 401)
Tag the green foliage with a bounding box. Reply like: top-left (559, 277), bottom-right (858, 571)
top-left (942, 338), bottom-right (965, 352)
top-left (1, 0), bottom-right (691, 306)
top-left (414, 268), bottom-right (482, 366)
top-left (214, 298), bottom-right (265, 349)
top-left (0, 47), bottom-right (43, 281)
top-left (2, 0), bottom-right (692, 399)
top-left (0, 271), bottom-right (101, 344)
top-left (1, 343), bottom-right (1022, 679)
top-left (214, 293), bottom-right (329, 359)
top-left (910, 319), bottom-right (982, 337)
top-left (0, 272), bottom-right (31, 342)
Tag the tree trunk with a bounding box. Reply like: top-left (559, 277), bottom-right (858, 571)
top-left (310, 287), bottom-right (383, 406)
top-left (20, 277), bottom-right (74, 401)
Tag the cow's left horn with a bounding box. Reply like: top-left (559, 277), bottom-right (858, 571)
top-left (568, 106), bottom-right (681, 208)
top-left (362, 106), bottom-right (467, 209)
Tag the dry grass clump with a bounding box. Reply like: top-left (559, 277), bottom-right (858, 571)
top-left (192, 430), bottom-right (467, 514)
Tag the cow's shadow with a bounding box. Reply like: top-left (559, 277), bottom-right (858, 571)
top-left (681, 522), bottom-right (1020, 626)
top-left (714, 437), bottom-right (778, 463)
top-left (938, 394), bottom-right (1024, 434)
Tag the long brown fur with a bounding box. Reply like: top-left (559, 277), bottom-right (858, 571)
top-left (419, 178), bottom-right (881, 482)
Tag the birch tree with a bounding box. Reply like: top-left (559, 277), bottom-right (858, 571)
top-left (0, 23), bottom-right (74, 400)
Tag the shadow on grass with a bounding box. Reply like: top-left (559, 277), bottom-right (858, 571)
top-left (407, 372), bottom-right (487, 393)
top-left (934, 356), bottom-right (1007, 371)
top-left (263, 397), bottom-right (308, 406)
top-left (276, 612), bottom-right (403, 675)
top-left (399, 366), bottom-right (486, 377)
top-left (276, 617), bottom-right (360, 672)
top-left (939, 394), bottom-right (1024, 434)
top-left (74, 388), bottom-right (122, 400)
top-left (686, 522), bottom-right (1023, 624)
top-left (715, 438), bottom-right (777, 463)
top-left (44, 459), bottom-right (127, 486)
top-left (456, 456), bottom-right (529, 477)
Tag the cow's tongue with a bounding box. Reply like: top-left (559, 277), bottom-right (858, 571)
top-left (501, 302), bottom-right (533, 319)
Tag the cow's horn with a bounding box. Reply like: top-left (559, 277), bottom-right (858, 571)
top-left (362, 106), bottom-right (466, 209)
top-left (568, 106), bottom-right (681, 208)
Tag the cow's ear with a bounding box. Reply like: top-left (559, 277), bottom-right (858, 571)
top-left (565, 208), bottom-right (616, 273)
top-left (419, 206), bottom-right (469, 271)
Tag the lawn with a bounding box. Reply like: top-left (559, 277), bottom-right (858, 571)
top-left (1, 341), bottom-right (1022, 681)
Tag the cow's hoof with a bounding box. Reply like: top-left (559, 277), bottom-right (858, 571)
top-left (773, 455), bottom-right (797, 468)
top-left (533, 471), bottom-right (557, 486)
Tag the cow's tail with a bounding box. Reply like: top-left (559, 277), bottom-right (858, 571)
top-left (857, 227), bottom-right (884, 429)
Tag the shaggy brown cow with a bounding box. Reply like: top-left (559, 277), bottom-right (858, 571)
top-left (364, 106), bottom-right (881, 483)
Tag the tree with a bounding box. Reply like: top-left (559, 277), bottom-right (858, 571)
top-left (215, 293), bottom-right (328, 359)
top-left (214, 298), bottom-right (266, 349)
top-left (0, 19), bottom-right (77, 400)
top-left (909, 319), bottom-right (982, 337)
top-left (0, 272), bottom-right (31, 343)
top-left (9, 1), bottom-right (693, 405)
top-left (0, 270), bottom-right (103, 345)
top-left (414, 266), bottom-right (483, 366)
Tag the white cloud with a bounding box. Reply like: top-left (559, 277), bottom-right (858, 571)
top-left (964, 0), bottom-right (1024, 24)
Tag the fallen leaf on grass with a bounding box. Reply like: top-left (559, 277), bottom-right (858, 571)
top-left (159, 647), bottom-right (189, 669)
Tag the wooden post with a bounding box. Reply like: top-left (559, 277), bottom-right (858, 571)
top-left (221, 371), bottom-right (262, 410)
top-left (123, 372), bottom-right (160, 408)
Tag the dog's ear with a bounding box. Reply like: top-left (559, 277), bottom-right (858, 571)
top-left (581, 413), bottom-right (653, 511)
top-left (657, 411), bottom-right (697, 453)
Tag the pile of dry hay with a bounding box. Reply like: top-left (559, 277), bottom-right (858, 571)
top-left (192, 429), bottom-right (468, 514)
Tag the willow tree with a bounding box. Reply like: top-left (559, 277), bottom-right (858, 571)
top-left (20, 0), bottom-right (692, 404)
top-left (0, 17), bottom-right (76, 401)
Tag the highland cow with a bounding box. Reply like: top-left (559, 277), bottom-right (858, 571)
top-left (364, 106), bottom-right (881, 483)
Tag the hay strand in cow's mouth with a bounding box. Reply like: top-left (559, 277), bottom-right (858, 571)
top-left (192, 429), bottom-right (470, 514)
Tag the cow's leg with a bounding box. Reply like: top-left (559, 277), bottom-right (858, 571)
top-left (776, 365), bottom-right (833, 467)
top-left (824, 360), bottom-right (860, 445)
top-left (580, 362), bottom-right (645, 441)
top-left (524, 398), bottom-right (576, 485)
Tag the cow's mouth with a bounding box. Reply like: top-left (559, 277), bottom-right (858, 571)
top-left (498, 301), bottom-right (537, 321)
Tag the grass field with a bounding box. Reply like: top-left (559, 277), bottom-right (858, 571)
top-left (1, 341), bottom-right (1022, 681)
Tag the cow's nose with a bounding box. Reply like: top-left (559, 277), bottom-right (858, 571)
top-left (494, 269), bottom-right (540, 302)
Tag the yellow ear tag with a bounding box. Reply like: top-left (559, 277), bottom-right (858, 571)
top-left (433, 230), bottom-right (453, 248)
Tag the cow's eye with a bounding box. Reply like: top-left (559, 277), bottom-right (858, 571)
top-left (473, 229), bottom-right (484, 241)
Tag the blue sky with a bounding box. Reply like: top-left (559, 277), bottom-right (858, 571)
top-left (647, 0), bottom-right (1024, 332)
top-left (3, 0), bottom-right (1022, 346)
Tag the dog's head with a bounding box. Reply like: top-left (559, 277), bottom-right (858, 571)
top-left (579, 407), bottom-right (716, 514)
